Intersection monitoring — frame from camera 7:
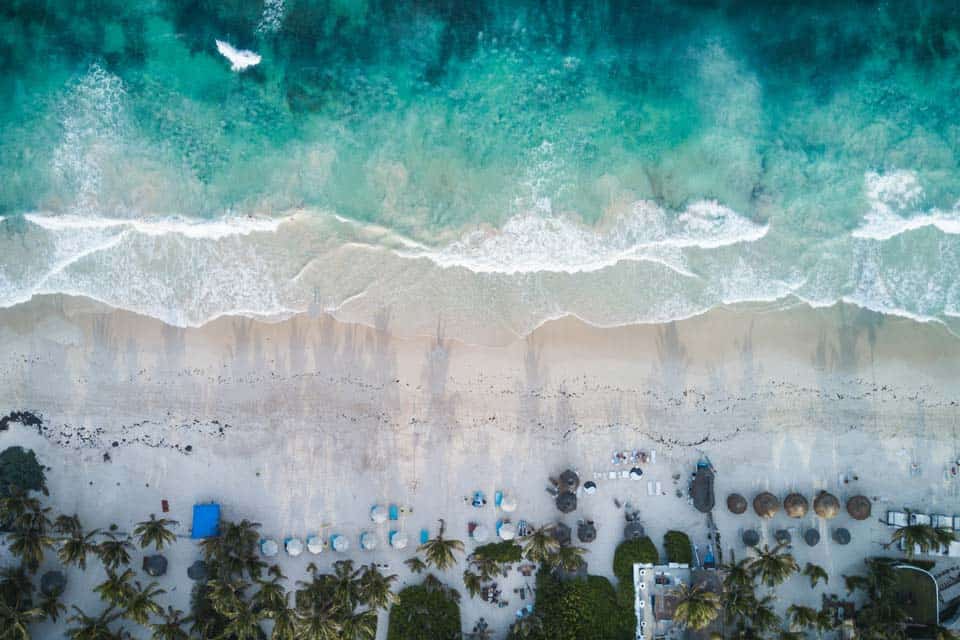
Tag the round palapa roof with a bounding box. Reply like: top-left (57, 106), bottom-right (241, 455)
top-left (847, 495), bottom-right (872, 521)
top-left (753, 492), bottom-right (780, 518)
top-left (727, 493), bottom-right (748, 514)
top-left (783, 493), bottom-right (809, 518)
top-left (814, 491), bottom-right (840, 519)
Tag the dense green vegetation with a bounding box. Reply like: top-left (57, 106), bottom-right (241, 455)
top-left (613, 536), bottom-right (659, 578)
top-left (515, 569), bottom-right (633, 640)
top-left (387, 576), bottom-right (462, 640)
top-left (0, 446), bottom-right (46, 498)
top-left (663, 530), bottom-right (692, 565)
top-left (474, 540), bottom-right (523, 564)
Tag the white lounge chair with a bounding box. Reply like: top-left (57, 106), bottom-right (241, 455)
top-left (647, 481), bottom-right (655, 496)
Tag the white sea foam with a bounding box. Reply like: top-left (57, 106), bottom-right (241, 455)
top-left (854, 170), bottom-right (960, 240)
top-left (256, 0), bottom-right (286, 34)
top-left (24, 213), bottom-right (292, 239)
top-left (215, 40), bottom-right (261, 72)
top-left (399, 199), bottom-right (768, 274)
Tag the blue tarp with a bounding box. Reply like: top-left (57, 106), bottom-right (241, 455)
top-left (191, 503), bottom-right (221, 539)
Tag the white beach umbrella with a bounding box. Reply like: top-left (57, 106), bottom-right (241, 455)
top-left (471, 524), bottom-right (489, 542)
top-left (285, 537), bottom-right (304, 557)
top-left (390, 531), bottom-right (408, 550)
top-left (360, 532), bottom-right (377, 551)
top-left (307, 536), bottom-right (324, 554)
top-left (498, 522), bottom-right (516, 541)
top-left (370, 505), bottom-right (388, 523)
top-left (583, 481), bottom-right (598, 494)
top-left (260, 539), bottom-right (279, 557)
top-left (331, 534), bottom-right (350, 552)
top-left (500, 495), bottom-right (517, 512)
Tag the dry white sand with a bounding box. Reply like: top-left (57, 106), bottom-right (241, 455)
top-left (1, 294), bottom-right (959, 637)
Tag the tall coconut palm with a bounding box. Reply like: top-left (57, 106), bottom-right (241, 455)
top-left (803, 562), bottom-right (829, 588)
top-left (54, 514), bottom-right (83, 536)
top-left (150, 607), bottom-right (191, 640)
top-left (330, 560), bottom-right (363, 612)
top-left (721, 585), bottom-right (757, 627)
top-left (202, 519), bottom-right (264, 580)
top-left (94, 569), bottom-right (136, 609)
top-left (8, 524), bottom-right (54, 572)
top-left (462, 570), bottom-right (482, 599)
top-left (418, 521), bottom-right (465, 572)
top-left (96, 534), bottom-right (133, 570)
top-left (551, 545), bottom-right (587, 573)
top-left (0, 599), bottom-right (43, 640)
top-left (60, 528), bottom-right (101, 571)
top-left (358, 564), bottom-right (397, 610)
top-left (0, 488), bottom-right (43, 529)
top-left (122, 581), bottom-right (165, 625)
top-left (340, 610), bottom-right (377, 640)
top-left (748, 544), bottom-right (799, 587)
top-left (521, 525), bottom-right (560, 565)
top-left (509, 613), bottom-right (543, 639)
top-left (65, 605), bottom-right (126, 640)
top-left (749, 595), bottom-right (780, 634)
top-left (268, 603), bottom-right (295, 640)
top-left (890, 513), bottom-right (956, 558)
top-left (216, 600), bottom-right (263, 640)
top-left (207, 578), bottom-right (251, 618)
top-left (721, 552), bottom-right (754, 591)
top-left (786, 604), bottom-right (820, 631)
top-left (252, 575), bottom-right (287, 614)
top-left (133, 515), bottom-right (179, 552)
top-left (404, 556), bottom-right (427, 574)
top-left (673, 583), bottom-right (721, 630)
top-left (39, 592), bottom-right (67, 623)
top-left (470, 554), bottom-right (500, 582)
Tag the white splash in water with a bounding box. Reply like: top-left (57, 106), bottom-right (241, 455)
top-left (854, 170), bottom-right (960, 240)
top-left (215, 40), bottom-right (262, 72)
top-left (256, 0), bottom-right (286, 34)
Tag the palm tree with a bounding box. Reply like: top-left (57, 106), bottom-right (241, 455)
top-left (39, 592), bottom-right (67, 623)
top-left (786, 604), bottom-right (820, 631)
top-left (462, 570), bottom-right (482, 598)
top-left (8, 524), bottom-right (54, 572)
top-left (358, 564), bottom-right (397, 610)
top-left (150, 607), bottom-right (191, 640)
top-left (66, 605), bottom-right (126, 640)
top-left (418, 521), bottom-right (464, 571)
top-left (0, 488), bottom-right (43, 529)
top-left (721, 552), bottom-right (754, 591)
top-left (133, 515), bottom-right (179, 551)
top-left (54, 514), bottom-right (83, 536)
top-left (721, 585), bottom-right (756, 627)
top-left (330, 560), bottom-right (363, 612)
top-left (96, 534), bottom-right (133, 570)
top-left (890, 513), bottom-right (956, 558)
top-left (803, 562), bottom-right (829, 588)
top-left (748, 544), bottom-right (799, 587)
top-left (94, 569), bottom-right (135, 609)
top-left (60, 528), bottom-right (101, 571)
top-left (252, 575), bottom-right (287, 614)
top-left (673, 583), bottom-right (721, 630)
top-left (0, 599), bottom-right (43, 640)
top-left (216, 600), bottom-right (263, 640)
top-left (340, 610), bottom-right (377, 640)
top-left (122, 581), bottom-right (165, 625)
top-left (404, 556), bottom-right (427, 574)
top-left (202, 519), bottom-right (264, 580)
top-left (470, 554), bottom-right (500, 582)
top-left (749, 595), bottom-right (780, 634)
top-left (268, 604), bottom-right (295, 640)
top-left (521, 525), bottom-right (560, 564)
top-left (551, 545), bottom-right (587, 573)
top-left (509, 613), bottom-right (543, 639)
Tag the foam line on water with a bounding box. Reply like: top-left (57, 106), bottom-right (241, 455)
top-left (855, 170), bottom-right (960, 241)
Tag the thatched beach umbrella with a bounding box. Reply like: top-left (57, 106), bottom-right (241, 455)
top-left (832, 527), bottom-right (851, 545)
top-left (814, 491), bottom-right (840, 519)
top-left (553, 522), bottom-right (572, 546)
top-left (783, 493), bottom-right (809, 518)
top-left (727, 493), bottom-right (748, 514)
top-left (753, 492), bottom-right (780, 518)
top-left (578, 520), bottom-right (597, 543)
top-left (803, 529), bottom-right (820, 547)
top-left (847, 495), bottom-right (872, 521)
top-left (188, 561), bottom-right (209, 582)
top-left (624, 521), bottom-right (645, 540)
top-left (559, 469), bottom-right (580, 492)
top-left (775, 529), bottom-right (792, 545)
top-left (142, 555), bottom-right (168, 577)
top-left (40, 571), bottom-right (66, 597)
top-left (556, 491), bottom-right (577, 514)
top-left (742, 529), bottom-right (760, 547)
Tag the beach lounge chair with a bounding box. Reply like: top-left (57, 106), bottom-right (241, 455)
top-left (420, 529), bottom-right (429, 545)
top-left (608, 471), bottom-right (617, 480)
top-left (655, 481), bottom-right (662, 495)
top-left (389, 504), bottom-right (399, 521)
top-left (647, 481), bottom-right (655, 496)
top-left (495, 491), bottom-right (503, 507)
top-left (620, 470), bottom-right (630, 479)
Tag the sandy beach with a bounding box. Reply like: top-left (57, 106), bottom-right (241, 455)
top-left (1, 294), bottom-right (959, 637)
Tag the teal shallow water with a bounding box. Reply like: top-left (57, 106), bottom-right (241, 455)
top-left (1, 1), bottom-right (959, 339)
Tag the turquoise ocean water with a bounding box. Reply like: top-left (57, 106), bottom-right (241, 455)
top-left (1, 1), bottom-right (959, 340)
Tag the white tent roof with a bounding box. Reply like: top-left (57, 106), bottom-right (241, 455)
top-left (390, 531), bottom-right (408, 549)
top-left (471, 525), bottom-right (489, 542)
top-left (307, 536), bottom-right (324, 554)
top-left (370, 505), bottom-right (388, 523)
top-left (260, 539), bottom-right (279, 557)
top-left (286, 538), bottom-right (304, 556)
top-left (498, 522), bottom-right (516, 540)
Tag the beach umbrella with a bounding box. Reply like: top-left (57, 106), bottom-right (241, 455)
top-left (370, 505), bottom-right (388, 523)
top-left (553, 522), bottom-right (572, 546)
top-left (188, 561), bottom-right (210, 582)
top-left (331, 534), bottom-right (350, 552)
top-left (578, 521), bottom-right (597, 543)
top-left (783, 493), bottom-right (809, 518)
top-left (556, 491), bottom-right (577, 514)
top-left (847, 495), bottom-right (872, 521)
top-left (286, 538), bottom-right (304, 557)
top-left (260, 539), bottom-right (279, 557)
top-left (629, 467), bottom-right (644, 480)
top-left (753, 492), bottom-right (780, 518)
top-left (360, 532), bottom-right (378, 550)
top-left (624, 521), bottom-right (645, 541)
top-left (471, 524), bottom-right (490, 543)
top-left (583, 481), bottom-right (597, 495)
top-left (40, 571), bottom-right (66, 597)
top-left (727, 493), bottom-right (748, 515)
top-left (775, 529), bottom-right (791, 545)
top-left (390, 531), bottom-right (409, 550)
top-left (560, 469), bottom-right (580, 491)
top-left (832, 528), bottom-right (851, 545)
top-left (742, 529), bottom-right (760, 547)
top-left (500, 494), bottom-right (518, 512)
top-left (142, 555), bottom-right (168, 577)
top-left (804, 529), bottom-right (820, 547)
top-left (814, 491), bottom-right (840, 519)
top-left (498, 522), bottom-right (516, 541)
top-left (307, 536), bottom-right (324, 554)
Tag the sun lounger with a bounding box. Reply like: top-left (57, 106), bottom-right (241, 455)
top-left (620, 470), bottom-right (630, 479)
top-left (420, 529), bottom-right (429, 545)
top-left (495, 491), bottom-right (503, 507)
top-left (609, 471), bottom-right (618, 480)
top-left (389, 504), bottom-right (399, 521)
top-left (647, 481), bottom-right (655, 496)
top-left (655, 481), bottom-right (662, 495)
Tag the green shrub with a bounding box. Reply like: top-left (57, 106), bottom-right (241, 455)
top-left (663, 530), bottom-right (693, 565)
top-left (521, 570), bottom-right (633, 640)
top-left (474, 540), bottom-right (522, 564)
top-left (0, 446), bottom-right (45, 497)
top-left (895, 558), bottom-right (936, 571)
top-left (387, 579), bottom-right (461, 640)
top-left (613, 537), bottom-right (658, 579)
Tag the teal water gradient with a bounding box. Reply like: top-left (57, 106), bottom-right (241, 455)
top-left (1, 1), bottom-right (959, 339)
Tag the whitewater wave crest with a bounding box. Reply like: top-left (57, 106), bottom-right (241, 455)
top-left (854, 170), bottom-right (960, 241)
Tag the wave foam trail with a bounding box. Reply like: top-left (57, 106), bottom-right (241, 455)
top-left (854, 170), bottom-right (960, 240)
top-left (23, 213), bottom-right (293, 239)
top-left (400, 199), bottom-right (768, 274)
top-left (215, 40), bottom-right (261, 72)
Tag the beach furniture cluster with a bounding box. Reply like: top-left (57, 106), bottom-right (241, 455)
top-left (726, 490), bottom-right (871, 548)
top-left (886, 510), bottom-right (960, 556)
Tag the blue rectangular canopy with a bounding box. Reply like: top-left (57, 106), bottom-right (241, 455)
top-left (191, 503), bottom-right (221, 539)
